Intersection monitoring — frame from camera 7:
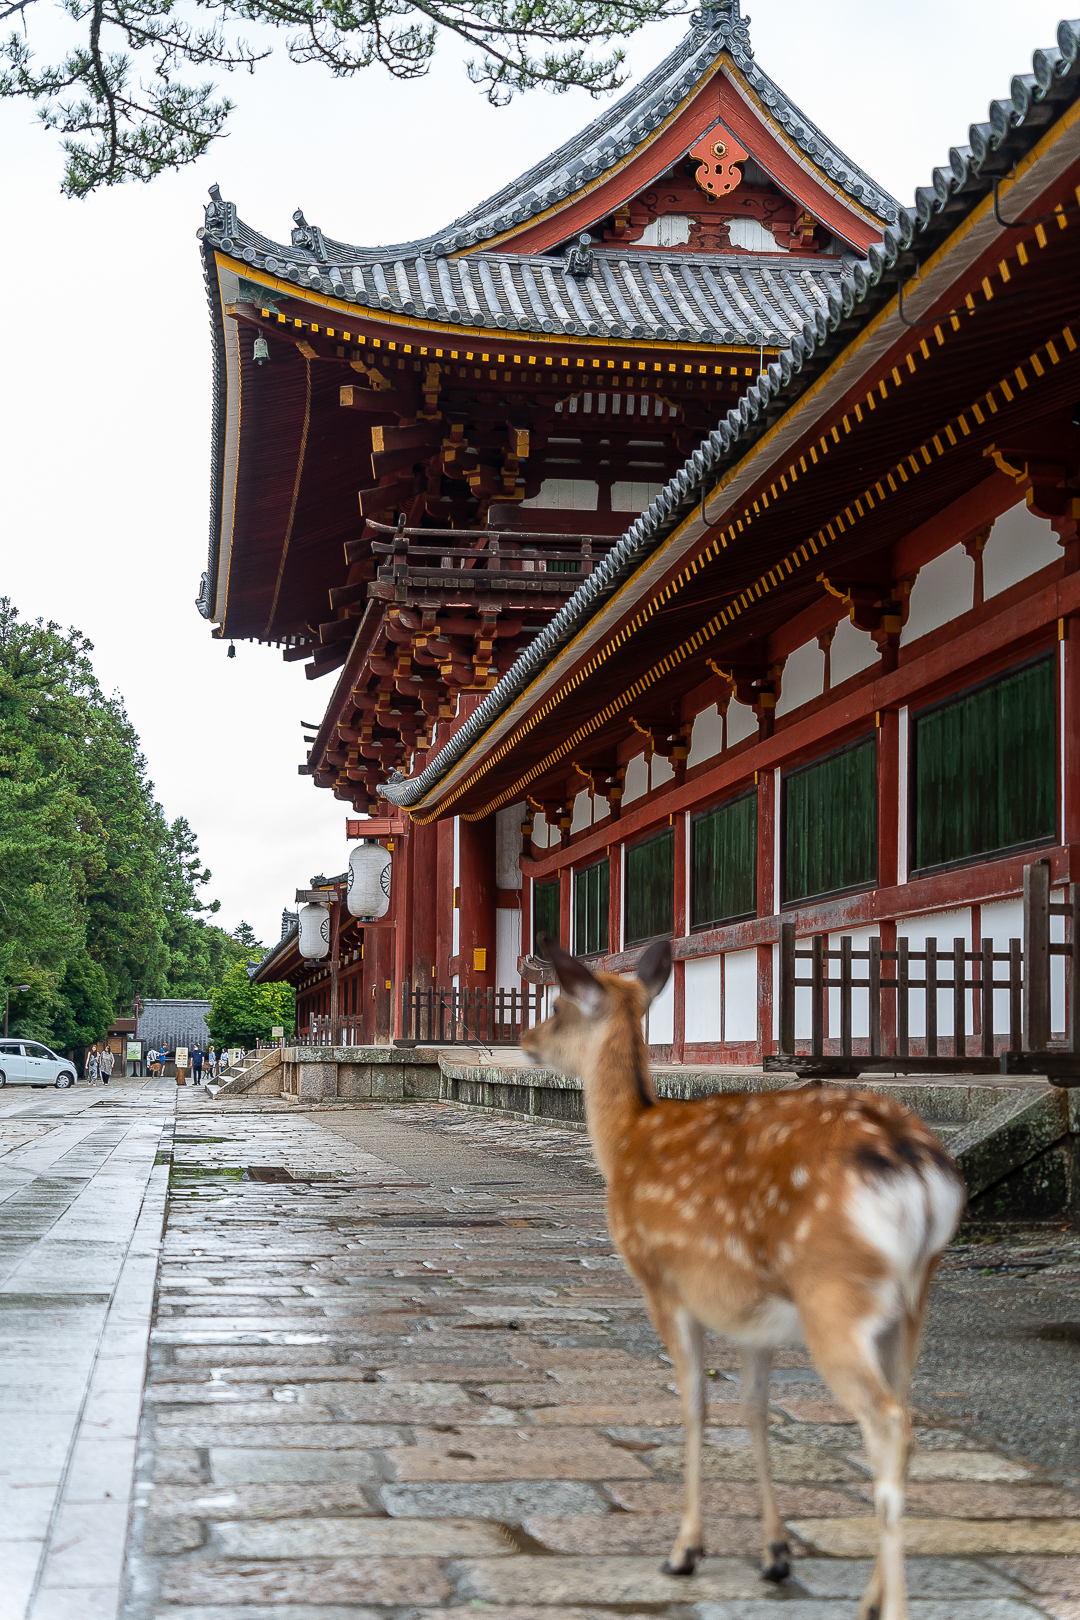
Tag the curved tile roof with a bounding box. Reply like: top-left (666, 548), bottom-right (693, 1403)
top-left (212, 239), bottom-right (852, 347)
top-left (197, 2), bottom-right (897, 279)
top-left (377, 16), bottom-right (1080, 810)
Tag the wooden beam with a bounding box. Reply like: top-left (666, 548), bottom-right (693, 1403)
top-left (358, 479), bottom-right (414, 518)
top-left (340, 385), bottom-right (402, 412)
top-left (372, 444), bottom-right (437, 480)
top-left (372, 422), bottom-right (440, 454)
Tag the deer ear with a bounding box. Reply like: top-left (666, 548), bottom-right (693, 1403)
top-left (636, 938), bottom-right (672, 1009)
top-left (540, 935), bottom-right (609, 1018)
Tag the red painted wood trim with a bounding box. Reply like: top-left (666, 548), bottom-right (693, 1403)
top-left (519, 566), bottom-right (1080, 881)
top-left (713, 74), bottom-right (881, 251)
top-left (1065, 621), bottom-right (1080, 845)
top-left (496, 888), bottom-right (523, 909)
top-left (489, 67), bottom-right (877, 258)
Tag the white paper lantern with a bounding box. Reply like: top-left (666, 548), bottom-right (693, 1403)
top-left (298, 902), bottom-right (330, 959)
top-left (347, 842), bottom-right (392, 919)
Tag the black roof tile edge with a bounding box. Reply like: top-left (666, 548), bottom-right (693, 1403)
top-left (377, 17), bottom-right (1080, 806)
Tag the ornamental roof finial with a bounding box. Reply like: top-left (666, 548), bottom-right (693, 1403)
top-left (694, 0), bottom-right (752, 59)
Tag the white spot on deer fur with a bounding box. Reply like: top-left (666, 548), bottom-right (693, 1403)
top-left (795, 1218), bottom-right (811, 1242)
top-left (777, 1242), bottom-right (793, 1266)
top-left (725, 1235), bottom-right (751, 1267)
top-left (815, 1193), bottom-right (829, 1210)
top-left (765, 1185), bottom-right (779, 1208)
top-left (791, 1165), bottom-right (809, 1188)
top-left (820, 1110), bottom-right (834, 1123)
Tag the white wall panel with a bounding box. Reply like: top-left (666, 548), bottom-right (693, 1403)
top-left (727, 701), bottom-right (758, 747)
top-left (495, 804), bottom-right (523, 889)
top-left (775, 639), bottom-right (824, 718)
top-left (646, 969), bottom-right (675, 1045)
top-left (688, 705), bottom-right (724, 766)
top-left (496, 909), bottom-right (521, 992)
top-left (895, 909), bottom-right (972, 1037)
top-left (622, 754), bottom-right (648, 806)
top-left (684, 954), bottom-right (722, 1043)
top-left (903, 545), bottom-right (973, 644)
top-left (724, 948), bottom-right (758, 1042)
top-left (830, 613), bottom-right (879, 685)
top-left (571, 790), bottom-right (592, 833)
top-left (984, 502), bottom-right (1061, 599)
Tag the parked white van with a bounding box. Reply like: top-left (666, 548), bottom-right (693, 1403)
top-left (0, 1040), bottom-right (79, 1088)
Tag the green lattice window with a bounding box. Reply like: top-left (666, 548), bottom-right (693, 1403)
top-left (533, 880), bottom-right (561, 956)
top-left (624, 830), bottom-right (675, 946)
top-left (691, 791), bottom-right (757, 929)
top-left (784, 736), bottom-right (877, 904)
top-left (574, 860), bottom-right (609, 956)
top-left (912, 656), bottom-right (1055, 872)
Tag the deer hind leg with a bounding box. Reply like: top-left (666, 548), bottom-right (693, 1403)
top-left (644, 1294), bottom-right (705, 1575)
top-left (799, 1300), bottom-right (912, 1620)
top-left (740, 1346), bottom-right (789, 1582)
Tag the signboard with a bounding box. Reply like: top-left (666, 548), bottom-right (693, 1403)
top-left (175, 1047), bottom-right (189, 1069)
top-left (230, 1048), bottom-right (242, 1067)
top-left (126, 1042), bottom-right (142, 1060)
top-left (271, 1026), bottom-right (284, 1039)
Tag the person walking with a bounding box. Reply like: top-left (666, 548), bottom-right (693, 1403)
top-left (207, 1045), bottom-right (217, 1081)
top-left (100, 1045), bottom-right (114, 1086)
top-left (85, 1047), bottom-right (100, 1084)
top-left (190, 1045), bottom-right (203, 1085)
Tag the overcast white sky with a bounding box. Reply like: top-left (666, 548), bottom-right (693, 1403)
top-left (0, 0), bottom-right (1067, 945)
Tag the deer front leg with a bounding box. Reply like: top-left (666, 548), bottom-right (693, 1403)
top-left (740, 1346), bottom-right (789, 1582)
top-left (648, 1297), bottom-right (705, 1575)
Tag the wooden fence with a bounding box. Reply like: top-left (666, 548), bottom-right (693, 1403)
top-left (398, 983), bottom-right (547, 1047)
top-left (772, 860), bottom-right (1080, 1082)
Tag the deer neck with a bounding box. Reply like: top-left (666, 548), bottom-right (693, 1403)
top-left (580, 1019), bottom-right (656, 1181)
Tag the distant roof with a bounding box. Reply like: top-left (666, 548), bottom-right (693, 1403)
top-left (196, 2), bottom-right (896, 278)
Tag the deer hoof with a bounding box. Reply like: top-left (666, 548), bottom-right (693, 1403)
top-left (762, 1541), bottom-right (790, 1583)
top-left (661, 1546), bottom-right (702, 1577)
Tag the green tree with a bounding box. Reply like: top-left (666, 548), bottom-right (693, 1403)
top-left (207, 960), bottom-right (294, 1050)
top-left (0, 598), bottom-right (234, 1048)
top-left (0, 0), bottom-right (685, 196)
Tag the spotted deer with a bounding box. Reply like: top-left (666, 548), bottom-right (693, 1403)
top-left (523, 937), bottom-right (965, 1620)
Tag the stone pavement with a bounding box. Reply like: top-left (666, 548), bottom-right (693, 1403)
top-left (0, 1072), bottom-right (176, 1620)
top-left (116, 1093), bottom-right (1080, 1620)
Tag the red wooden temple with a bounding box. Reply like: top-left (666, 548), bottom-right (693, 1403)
top-left (217, 9), bottom-right (1080, 1057)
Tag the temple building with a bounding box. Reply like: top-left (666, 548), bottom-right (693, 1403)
top-left (211, 8), bottom-right (1080, 1059)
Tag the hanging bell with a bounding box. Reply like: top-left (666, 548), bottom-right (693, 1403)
top-left (253, 332), bottom-right (270, 366)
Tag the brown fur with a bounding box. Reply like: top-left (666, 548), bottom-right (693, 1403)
top-left (523, 943), bottom-right (965, 1620)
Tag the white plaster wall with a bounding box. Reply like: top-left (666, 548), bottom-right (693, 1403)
top-left (903, 545), bottom-right (973, 644)
top-left (775, 640), bottom-right (824, 718)
top-left (984, 502), bottom-right (1061, 599)
top-left (727, 701), bottom-right (758, 747)
top-left (724, 948), bottom-right (758, 1042)
top-left (651, 753), bottom-right (675, 790)
top-left (646, 969), bottom-right (675, 1045)
top-left (571, 790), bottom-right (592, 833)
top-left (495, 804), bottom-right (523, 889)
top-left (830, 613), bottom-right (878, 686)
top-left (826, 925), bottom-right (878, 1039)
top-left (980, 897), bottom-right (1025, 1039)
top-left (622, 753), bottom-right (649, 806)
top-left (688, 705), bottom-right (724, 767)
top-left (521, 479), bottom-right (598, 510)
top-left (496, 909), bottom-right (522, 992)
top-left (895, 908), bottom-right (973, 1038)
top-left (612, 481), bottom-right (665, 512)
top-left (684, 954), bottom-right (721, 1042)
top-left (532, 811), bottom-right (551, 850)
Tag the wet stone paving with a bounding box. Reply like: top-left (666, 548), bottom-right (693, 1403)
top-left (108, 1093), bottom-right (1080, 1620)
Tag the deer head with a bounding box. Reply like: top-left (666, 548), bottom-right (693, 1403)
top-left (522, 935), bottom-right (672, 1078)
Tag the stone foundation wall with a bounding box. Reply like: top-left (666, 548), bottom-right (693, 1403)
top-left (280, 1046), bottom-right (442, 1103)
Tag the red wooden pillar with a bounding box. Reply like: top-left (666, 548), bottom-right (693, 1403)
top-left (329, 893), bottom-right (342, 1025)
top-left (391, 831), bottom-right (411, 1039)
top-left (365, 925), bottom-right (394, 1045)
top-left (608, 843), bottom-right (622, 958)
top-left (672, 812), bottom-right (687, 1060)
top-left (1063, 619), bottom-right (1080, 851)
top-left (559, 863), bottom-right (572, 952)
top-left (408, 818), bottom-right (439, 984)
top-left (756, 769), bottom-right (777, 1058)
top-left (877, 707), bottom-right (900, 1054)
top-left (458, 814), bottom-right (497, 991)
top-left (436, 817), bottom-right (455, 982)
